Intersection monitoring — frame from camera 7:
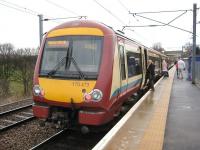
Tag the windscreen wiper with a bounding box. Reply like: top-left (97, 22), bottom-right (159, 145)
top-left (47, 56), bottom-right (66, 77)
top-left (66, 56), bottom-right (86, 80)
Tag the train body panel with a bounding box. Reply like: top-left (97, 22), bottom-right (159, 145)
top-left (38, 78), bottom-right (96, 103)
top-left (109, 38), bottom-right (121, 100)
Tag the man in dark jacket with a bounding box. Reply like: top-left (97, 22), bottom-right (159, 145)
top-left (145, 60), bottom-right (155, 91)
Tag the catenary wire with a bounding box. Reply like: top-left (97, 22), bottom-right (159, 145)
top-left (93, 0), bottom-right (126, 25)
top-left (0, 1), bottom-right (37, 16)
top-left (45, 0), bottom-right (80, 16)
top-left (130, 8), bottom-right (200, 15)
top-left (134, 14), bottom-right (193, 34)
top-left (0, 0), bottom-right (62, 24)
top-left (123, 11), bottom-right (189, 29)
top-left (117, 0), bottom-right (129, 12)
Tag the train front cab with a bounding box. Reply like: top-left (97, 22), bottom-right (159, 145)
top-left (32, 21), bottom-right (119, 126)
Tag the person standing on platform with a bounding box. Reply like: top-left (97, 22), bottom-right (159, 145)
top-left (162, 59), bottom-right (169, 77)
top-left (174, 60), bottom-right (179, 78)
top-left (145, 60), bottom-right (155, 91)
top-left (177, 58), bottom-right (185, 79)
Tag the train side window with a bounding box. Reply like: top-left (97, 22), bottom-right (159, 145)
top-left (119, 45), bottom-right (126, 80)
top-left (127, 52), bottom-right (142, 77)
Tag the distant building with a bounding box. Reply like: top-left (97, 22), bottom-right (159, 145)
top-left (164, 50), bottom-right (182, 60)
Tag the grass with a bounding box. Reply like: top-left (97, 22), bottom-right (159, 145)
top-left (0, 81), bottom-right (31, 105)
top-left (9, 81), bottom-right (24, 97)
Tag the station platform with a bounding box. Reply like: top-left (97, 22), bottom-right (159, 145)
top-left (93, 67), bottom-right (200, 150)
top-left (164, 70), bottom-right (200, 149)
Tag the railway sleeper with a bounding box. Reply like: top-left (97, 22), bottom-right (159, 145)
top-left (21, 112), bottom-right (33, 116)
top-left (0, 125), bottom-right (5, 129)
top-left (14, 114), bottom-right (30, 119)
top-left (3, 119), bottom-right (17, 124)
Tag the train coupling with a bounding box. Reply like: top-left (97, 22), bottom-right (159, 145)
top-left (50, 112), bottom-right (69, 129)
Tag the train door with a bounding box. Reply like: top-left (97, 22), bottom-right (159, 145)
top-left (141, 48), bottom-right (148, 87)
top-left (144, 48), bottom-right (148, 69)
top-left (118, 44), bottom-right (127, 96)
top-left (139, 47), bottom-right (146, 88)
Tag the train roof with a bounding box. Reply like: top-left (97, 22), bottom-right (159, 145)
top-left (48, 20), bottom-right (142, 45)
top-left (47, 20), bottom-right (167, 57)
top-left (116, 32), bottom-right (167, 57)
top-left (47, 20), bottom-right (115, 37)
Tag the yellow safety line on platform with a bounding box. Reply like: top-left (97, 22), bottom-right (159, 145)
top-left (137, 67), bottom-right (176, 150)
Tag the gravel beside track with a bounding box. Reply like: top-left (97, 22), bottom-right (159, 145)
top-left (0, 120), bottom-right (60, 150)
top-left (0, 99), bottom-right (33, 114)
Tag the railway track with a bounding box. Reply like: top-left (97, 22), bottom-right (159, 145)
top-left (30, 129), bottom-right (106, 150)
top-left (0, 104), bottom-right (35, 131)
top-left (30, 98), bottom-right (139, 150)
top-left (30, 73), bottom-right (168, 150)
top-left (0, 98), bottom-right (32, 113)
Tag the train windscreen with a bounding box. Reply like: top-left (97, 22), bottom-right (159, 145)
top-left (40, 36), bottom-right (103, 79)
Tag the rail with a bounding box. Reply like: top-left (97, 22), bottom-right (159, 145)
top-left (0, 105), bottom-right (35, 132)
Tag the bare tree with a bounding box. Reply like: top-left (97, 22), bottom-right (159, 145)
top-left (14, 48), bottom-right (37, 95)
top-left (152, 42), bottom-right (165, 53)
top-left (182, 43), bottom-right (200, 57)
top-left (0, 43), bottom-right (15, 96)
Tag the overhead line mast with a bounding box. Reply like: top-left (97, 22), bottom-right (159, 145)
top-left (192, 4), bottom-right (197, 84)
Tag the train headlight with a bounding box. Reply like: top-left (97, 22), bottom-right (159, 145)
top-left (91, 89), bottom-right (103, 101)
top-left (83, 89), bottom-right (103, 102)
top-left (33, 85), bottom-right (44, 96)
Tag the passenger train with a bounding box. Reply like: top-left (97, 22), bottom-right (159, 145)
top-left (32, 20), bottom-right (167, 127)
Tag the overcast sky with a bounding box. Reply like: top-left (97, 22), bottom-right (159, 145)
top-left (0, 0), bottom-right (199, 50)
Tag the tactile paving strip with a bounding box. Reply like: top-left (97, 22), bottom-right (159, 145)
top-left (137, 68), bottom-right (176, 150)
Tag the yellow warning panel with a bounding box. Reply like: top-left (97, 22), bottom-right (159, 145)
top-left (137, 68), bottom-right (175, 150)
